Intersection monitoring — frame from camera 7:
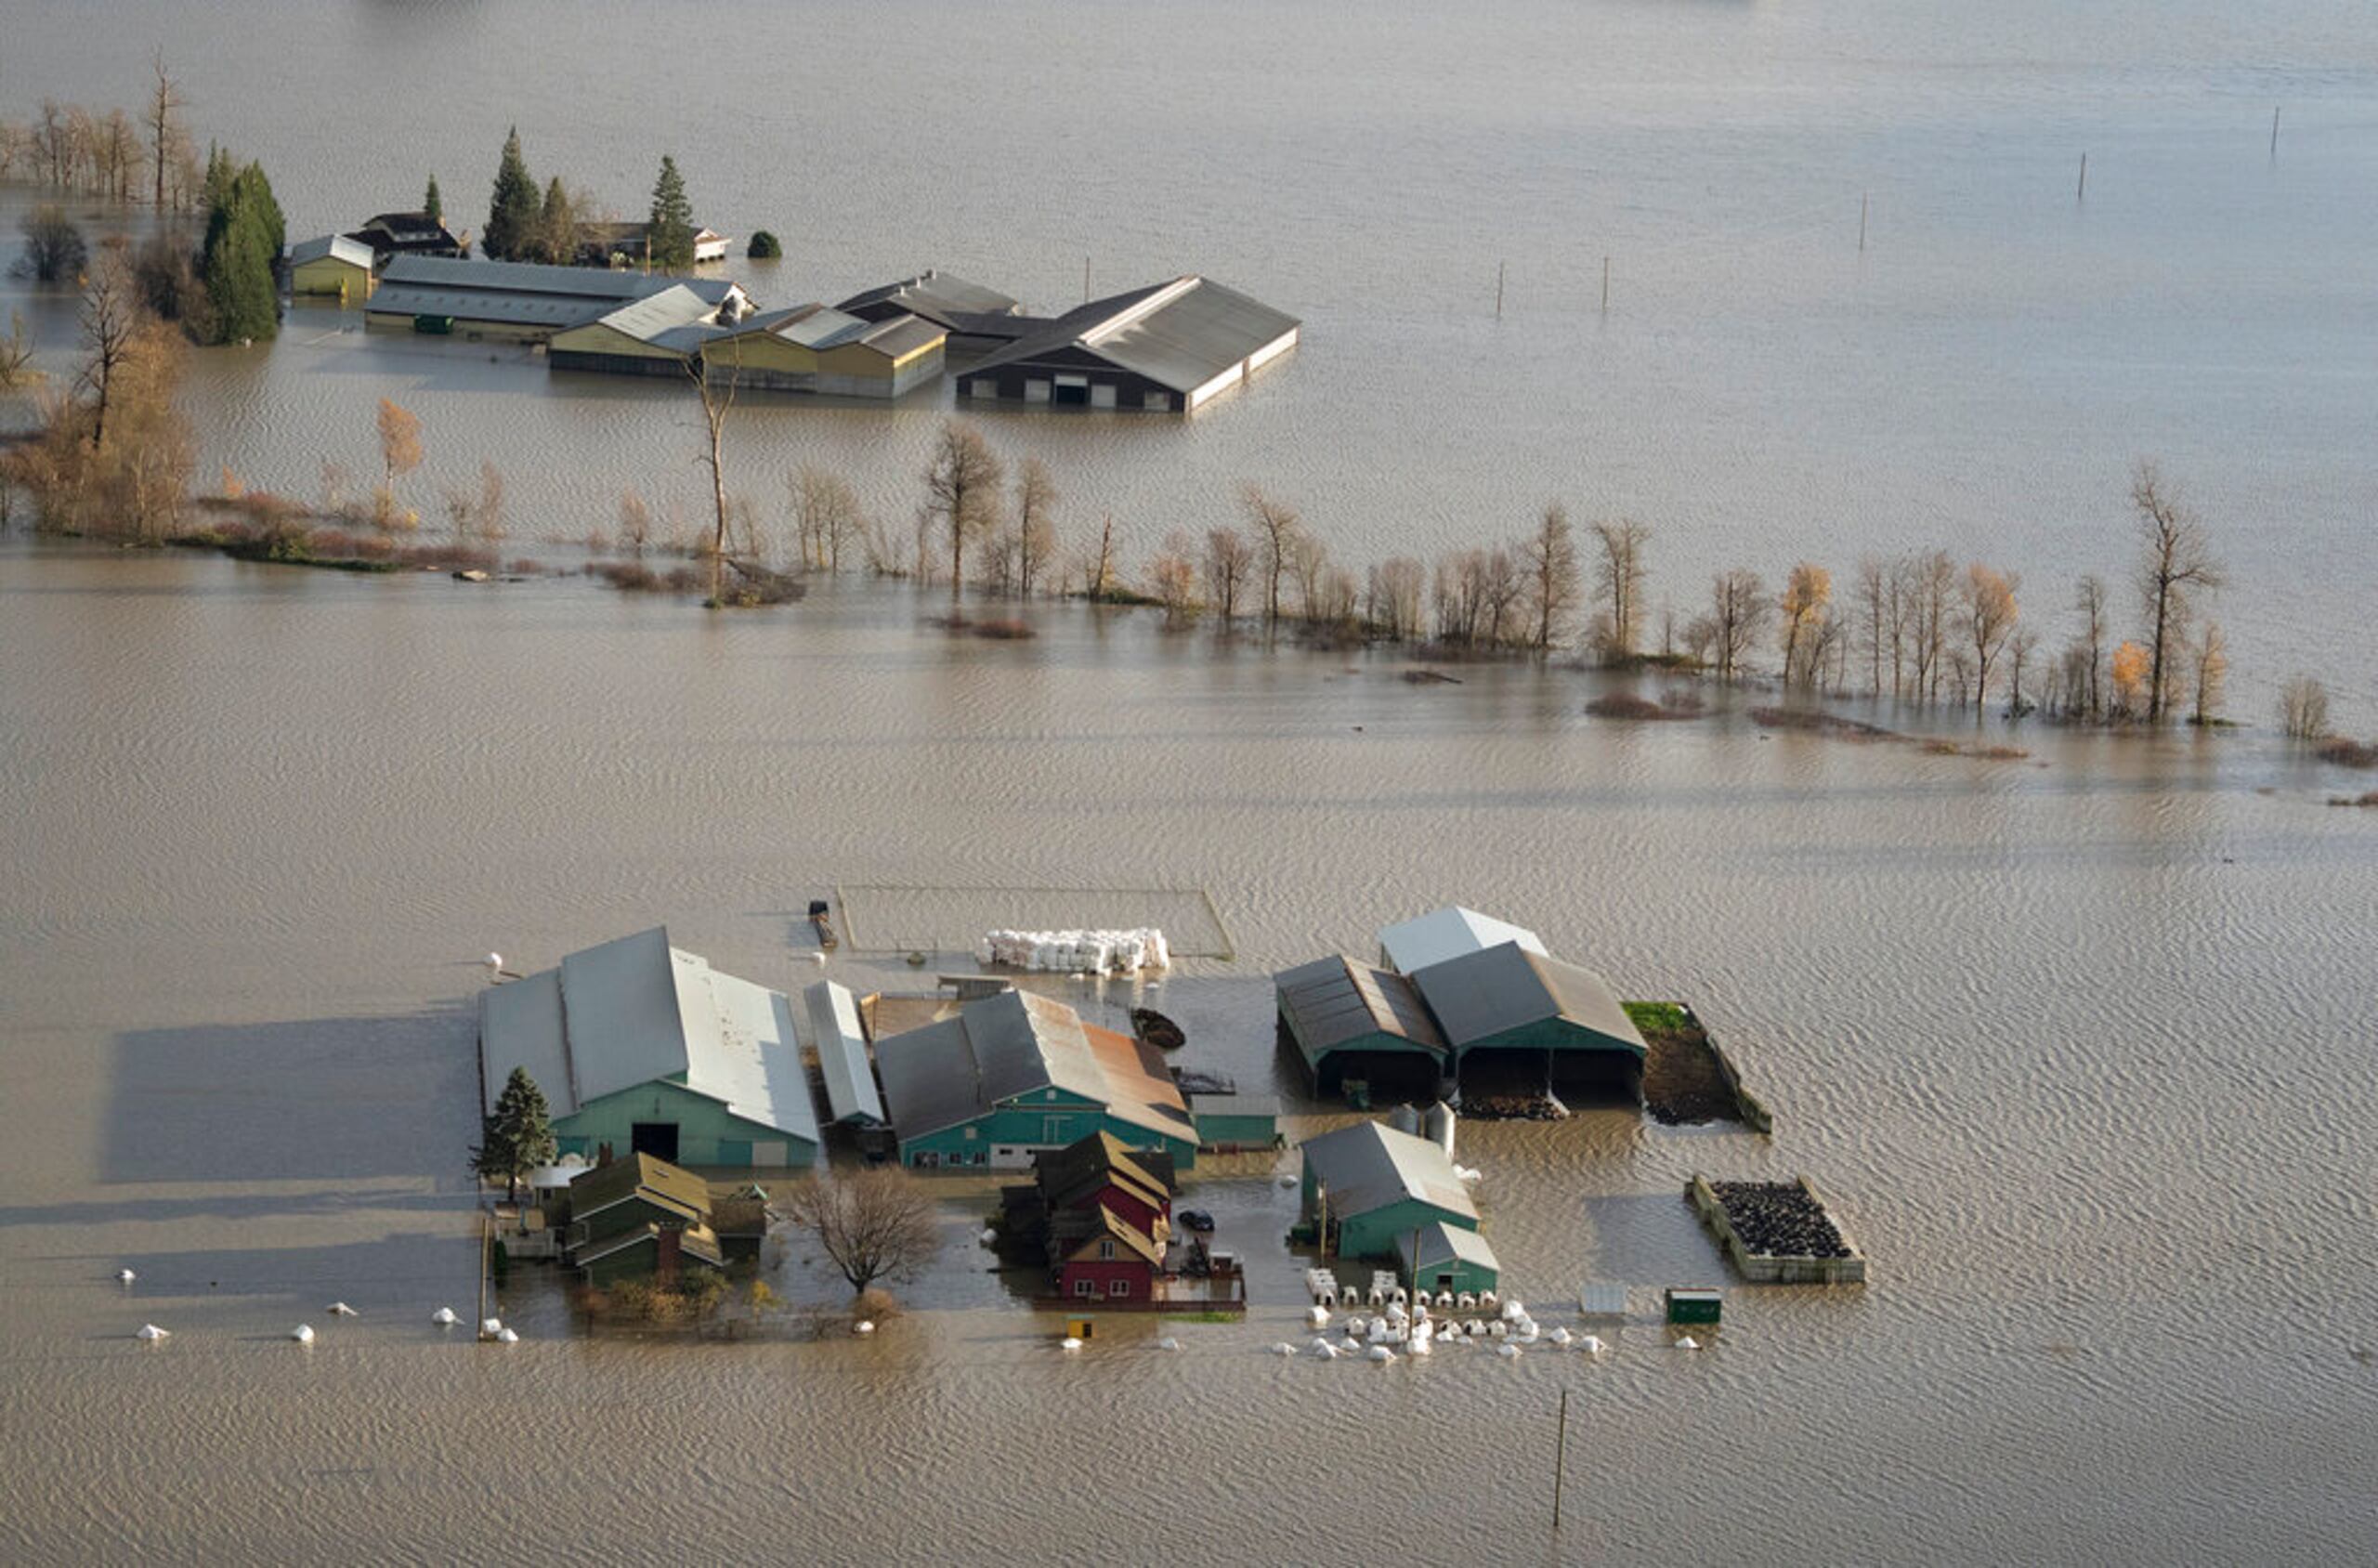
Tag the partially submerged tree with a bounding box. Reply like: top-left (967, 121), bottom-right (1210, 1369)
top-left (790, 464), bottom-right (863, 573)
top-left (1961, 563), bottom-right (2019, 712)
top-left (1238, 483), bottom-right (1300, 631)
top-left (1779, 562), bottom-right (1832, 690)
top-left (471, 1065), bottom-right (556, 1203)
top-left (1523, 502), bottom-right (1584, 654)
top-left (0, 309), bottom-right (36, 390)
top-left (2130, 461), bottom-right (2223, 724)
top-left (1013, 455), bottom-right (1058, 598)
top-left (2189, 622), bottom-right (2228, 726)
top-left (780, 1168), bottom-right (940, 1296)
top-left (147, 54), bottom-right (186, 211)
top-left (689, 347), bottom-right (739, 601)
top-left (198, 156), bottom-right (282, 344)
top-left (374, 398), bottom-right (423, 528)
top-left (15, 205), bottom-right (87, 283)
top-left (2280, 676), bottom-right (2330, 741)
top-left (483, 126), bottom-right (539, 262)
top-left (1588, 516), bottom-right (1648, 663)
top-left (1700, 568), bottom-right (1770, 681)
top-left (921, 418), bottom-right (1003, 608)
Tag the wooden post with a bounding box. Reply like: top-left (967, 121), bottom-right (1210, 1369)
top-left (1601, 255), bottom-right (1610, 314)
top-left (2270, 106), bottom-right (2280, 161)
top-left (1496, 259), bottom-right (1505, 320)
top-left (1552, 1388), bottom-right (1570, 1529)
top-left (1083, 255), bottom-right (1091, 304)
top-left (2076, 152), bottom-right (2087, 202)
top-left (476, 1209), bottom-right (490, 1335)
top-left (1859, 191), bottom-right (1868, 253)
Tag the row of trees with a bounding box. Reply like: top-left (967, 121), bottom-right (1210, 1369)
top-left (479, 126), bottom-right (699, 271)
top-left (0, 60), bottom-right (195, 208)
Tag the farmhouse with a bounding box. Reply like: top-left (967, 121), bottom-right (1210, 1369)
top-left (344, 209), bottom-right (464, 265)
top-left (561, 1153), bottom-right (727, 1287)
top-left (575, 219), bottom-right (732, 267)
top-left (1001, 1132), bottom-right (1180, 1304)
top-left (874, 988), bottom-right (1196, 1170)
top-left (953, 275), bottom-right (1298, 413)
top-left (477, 927), bottom-right (821, 1169)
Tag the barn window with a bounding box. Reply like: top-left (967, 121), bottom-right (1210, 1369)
top-left (1108, 1279), bottom-right (1130, 1297)
top-left (1074, 1278), bottom-right (1095, 1297)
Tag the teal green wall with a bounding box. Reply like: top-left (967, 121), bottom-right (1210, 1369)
top-left (1303, 1181), bottom-right (1479, 1263)
top-left (581, 1235), bottom-right (725, 1287)
top-left (1195, 1112), bottom-right (1277, 1148)
top-left (1404, 1247), bottom-right (1497, 1295)
top-left (552, 1078), bottom-right (817, 1169)
top-left (1456, 1016), bottom-right (1642, 1063)
top-left (901, 1089), bottom-right (1196, 1171)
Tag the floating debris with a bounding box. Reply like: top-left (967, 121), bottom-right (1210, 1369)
top-left (431, 1307), bottom-right (458, 1326)
top-left (855, 1321), bottom-right (876, 1336)
top-left (135, 1324), bottom-right (169, 1342)
top-left (1676, 1336), bottom-right (1701, 1351)
top-left (291, 1325), bottom-right (315, 1345)
top-left (495, 1327), bottom-right (519, 1344)
top-left (1496, 1342), bottom-right (1522, 1360)
top-left (116, 1268), bottom-right (137, 1285)
top-left (1061, 1337), bottom-right (1084, 1352)
top-left (327, 1302), bottom-right (359, 1317)
top-left (1156, 1337), bottom-right (1182, 1352)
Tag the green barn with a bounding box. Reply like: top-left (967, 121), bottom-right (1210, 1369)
top-left (1397, 1220), bottom-right (1501, 1296)
top-left (478, 928), bottom-right (822, 1170)
top-left (1190, 1093), bottom-right (1281, 1153)
top-left (1274, 955), bottom-right (1449, 1100)
top-left (1299, 1120), bottom-right (1482, 1263)
top-left (874, 988), bottom-right (1198, 1171)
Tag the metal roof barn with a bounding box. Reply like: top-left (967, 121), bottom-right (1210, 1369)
top-left (1408, 943), bottom-right (1648, 1058)
top-left (1378, 906), bottom-right (1548, 974)
top-left (804, 980), bottom-right (884, 1127)
top-left (1299, 1121), bottom-right (1478, 1225)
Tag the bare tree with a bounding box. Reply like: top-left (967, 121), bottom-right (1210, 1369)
top-left (922, 418), bottom-right (1003, 608)
top-left (688, 348), bottom-right (741, 603)
top-left (374, 398), bottom-right (423, 529)
top-left (1962, 563), bottom-right (2019, 712)
top-left (1779, 562), bottom-right (1831, 689)
top-left (1522, 502), bottom-right (1584, 654)
top-left (16, 205), bottom-right (87, 284)
top-left (77, 250), bottom-right (141, 450)
top-left (1588, 516), bottom-right (1648, 662)
top-left (1237, 482), bottom-right (1300, 630)
top-left (2073, 574), bottom-right (2110, 721)
top-left (1907, 551), bottom-right (1954, 703)
top-left (1702, 568), bottom-right (1770, 680)
top-left (0, 309), bottom-right (36, 391)
top-left (2280, 675), bottom-right (2330, 741)
top-left (148, 55), bottom-right (186, 210)
top-left (1148, 529), bottom-right (1200, 625)
top-left (1203, 525), bottom-right (1252, 621)
top-left (780, 1169), bottom-right (941, 1296)
top-left (1013, 456), bottom-right (1057, 597)
top-left (790, 465), bottom-right (862, 574)
top-left (2189, 622), bottom-right (2228, 726)
top-left (1084, 513), bottom-right (1118, 600)
top-left (2006, 627), bottom-right (2039, 716)
top-left (2130, 461), bottom-right (2223, 724)
top-left (1366, 556), bottom-right (1425, 639)
top-left (1288, 531), bottom-right (1331, 624)
top-left (1477, 545), bottom-right (1524, 647)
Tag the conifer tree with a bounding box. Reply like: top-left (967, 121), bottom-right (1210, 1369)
top-left (472, 1065), bottom-right (557, 1201)
top-left (423, 174), bottom-right (442, 226)
top-left (647, 154), bottom-right (695, 272)
top-left (198, 157), bottom-right (281, 344)
top-left (483, 126), bottom-right (539, 261)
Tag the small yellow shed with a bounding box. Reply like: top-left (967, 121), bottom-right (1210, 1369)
top-left (289, 234), bottom-right (377, 301)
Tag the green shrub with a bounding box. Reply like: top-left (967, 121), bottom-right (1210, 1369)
top-left (747, 230), bottom-right (782, 259)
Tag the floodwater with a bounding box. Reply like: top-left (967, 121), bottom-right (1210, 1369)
top-left (3, 2), bottom-right (2377, 1561)
top-left (2, 544), bottom-right (2374, 1564)
top-left (5, 0), bottom-right (2378, 724)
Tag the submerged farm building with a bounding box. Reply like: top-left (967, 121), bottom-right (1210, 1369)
top-left (1276, 907), bottom-right (1648, 1102)
top-left (562, 1153), bottom-right (726, 1287)
top-left (954, 275), bottom-right (1298, 412)
top-left (546, 293), bottom-right (946, 398)
top-left (365, 256), bottom-right (746, 343)
top-left (1299, 1121), bottom-right (1497, 1290)
top-left (477, 927), bottom-right (820, 1169)
top-left (835, 269), bottom-right (1026, 353)
top-left (344, 210), bottom-right (464, 265)
top-left (1002, 1131), bottom-right (1180, 1304)
top-left (287, 234), bottom-right (376, 299)
top-left (874, 988), bottom-right (1197, 1170)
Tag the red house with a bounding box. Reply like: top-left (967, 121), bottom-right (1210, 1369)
top-left (1003, 1132), bottom-right (1178, 1302)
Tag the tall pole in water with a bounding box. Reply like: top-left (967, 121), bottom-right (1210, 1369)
top-left (1082, 255), bottom-right (1090, 304)
top-left (1601, 255), bottom-right (1610, 315)
top-left (1859, 192), bottom-right (1868, 253)
top-left (2271, 106), bottom-right (2281, 161)
top-left (1496, 260), bottom-right (1505, 320)
top-left (2077, 152), bottom-right (2087, 202)
top-left (1552, 1388), bottom-right (1571, 1529)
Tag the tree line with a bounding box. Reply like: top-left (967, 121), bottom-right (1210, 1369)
top-left (0, 59), bottom-right (197, 209)
top-left (477, 125), bottom-right (702, 271)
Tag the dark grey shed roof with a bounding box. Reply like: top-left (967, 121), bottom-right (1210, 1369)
top-left (370, 257), bottom-right (741, 332)
top-left (1408, 943), bottom-right (1647, 1055)
top-left (834, 268), bottom-right (1021, 327)
top-left (1275, 954), bottom-right (1447, 1058)
top-left (1300, 1121), bottom-right (1477, 1222)
top-left (962, 276), bottom-right (1299, 394)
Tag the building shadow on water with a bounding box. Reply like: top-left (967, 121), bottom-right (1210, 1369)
top-left (98, 1004), bottom-right (479, 1188)
top-left (68, 1234), bottom-right (473, 1309)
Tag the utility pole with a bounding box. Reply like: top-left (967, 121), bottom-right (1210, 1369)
top-left (2270, 106), bottom-right (2281, 162)
top-left (2076, 152), bottom-right (2087, 202)
top-left (1859, 191), bottom-right (1868, 253)
top-left (1601, 255), bottom-right (1610, 315)
top-left (1495, 259), bottom-right (1505, 320)
top-left (1552, 1388), bottom-right (1571, 1529)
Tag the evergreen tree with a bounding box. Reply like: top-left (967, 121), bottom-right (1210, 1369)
top-left (423, 174), bottom-right (442, 226)
top-left (533, 176), bottom-right (577, 266)
top-left (198, 157), bottom-right (281, 344)
top-left (647, 154), bottom-right (695, 272)
top-left (483, 126), bottom-right (540, 262)
top-left (471, 1065), bottom-right (557, 1201)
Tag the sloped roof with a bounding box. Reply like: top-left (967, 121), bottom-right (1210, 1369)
top-left (1395, 1219), bottom-right (1499, 1276)
top-left (1034, 1131), bottom-right (1177, 1213)
top-left (576, 1218), bottom-right (725, 1270)
top-left (1274, 954), bottom-right (1446, 1058)
top-left (1408, 944), bottom-right (1647, 1056)
top-left (1300, 1121), bottom-right (1477, 1223)
top-left (580, 283), bottom-right (717, 346)
top-left (964, 276), bottom-right (1299, 393)
top-left (804, 980), bottom-right (884, 1126)
top-left (371, 257), bottom-right (742, 331)
top-left (1061, 1203), bottom-right (1165, 1270)
top-left (874, 990), bottom-right (1192, 1143)
top-left (290, 233), bottom-right (374, 270)
top-left (834, 268), bottom-right (1021, 326)
top-left (479, 928), bottom-right (821, 1147)
top-left (1378, 907), bottom-right (1547, 974)
top-left (567, 1152), bottom-right (712, 1225)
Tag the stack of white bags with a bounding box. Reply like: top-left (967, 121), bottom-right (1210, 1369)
top-left (975, 928), bottom-right (1170, 973)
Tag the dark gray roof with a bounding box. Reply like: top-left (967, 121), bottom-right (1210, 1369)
top-left (1408, 943), bottom-right (1647, 1055)
top-left (963, 276), bottom-right (1299, 394)
top-left (874, 989), bottom-right (1191, 1143)
top-left (834, 269), bottom-right (1021, 327)
top-left (1300, 1121), bottom-right (1477, 1222)
top-left (1275, 954), bottom-right (1446, 1058)
top-left (369, 257), bottom-right (740, 332)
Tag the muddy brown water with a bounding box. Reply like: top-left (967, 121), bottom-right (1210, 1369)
top-left (2, 542), bottom-right (2373, 1563)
